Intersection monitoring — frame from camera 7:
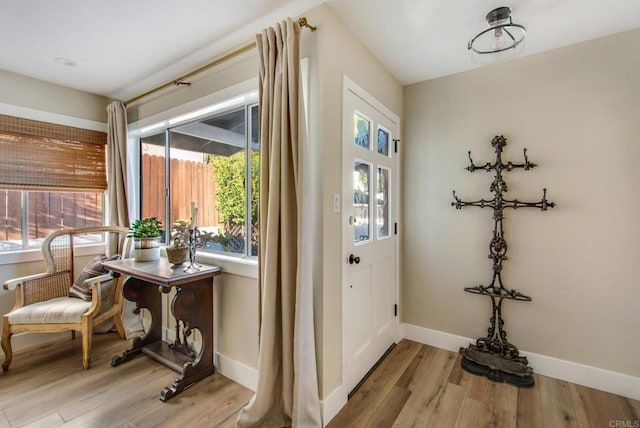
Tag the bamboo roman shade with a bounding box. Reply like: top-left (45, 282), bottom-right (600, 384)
top-left (0, 115), bottom-right (107, 192)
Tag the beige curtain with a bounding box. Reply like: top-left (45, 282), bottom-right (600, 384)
top-left (106, 101), bottom-right (129, 233)
top-left (106, 101), bottom-right (142, 336)
top-left (236, 18), bottom-right (322, 427)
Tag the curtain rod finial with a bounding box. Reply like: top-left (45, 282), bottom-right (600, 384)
top-left (298, 17), bottom-right (317, 31)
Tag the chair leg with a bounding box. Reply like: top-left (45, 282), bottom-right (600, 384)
top-left (1, 317), bottom-right (13, 372)
top-left (81, 319), bottom-right (92, 370)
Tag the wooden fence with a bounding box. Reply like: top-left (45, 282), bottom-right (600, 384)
top-left (141, 155), bottom-right (218, 230)
top-left (0, 191), bottom-right (102, 242)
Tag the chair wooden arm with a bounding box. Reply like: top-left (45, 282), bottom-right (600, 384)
top-left (15, 271), bottom-right (71, 306)
top-left (85, 273), bottom-right (121, 319)
top-left (3, 272), bottom-right (52, 291)
top-left (4, 271), bottom-right (72, 308)
top-left (83, 273), bottom-right (114, 290)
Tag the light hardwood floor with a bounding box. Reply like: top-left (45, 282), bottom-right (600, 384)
top-left (329, 340), bottom-right (640, 428)
top-left (1, 335), bottom-right (638, 427)
top-left (0, 333), bottom-right (253, 427)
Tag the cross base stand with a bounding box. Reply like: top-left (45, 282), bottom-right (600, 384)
top-left (460, 345), bottom-right (534, 388)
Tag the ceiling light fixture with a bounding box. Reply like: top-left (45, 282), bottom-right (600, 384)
top-left (468, 6), bottom-right (526, 64)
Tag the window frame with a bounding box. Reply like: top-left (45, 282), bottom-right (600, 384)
top-left (133, 91), bottom-right (259, 259)
top-left (0, 190), bottom-right (105, 252)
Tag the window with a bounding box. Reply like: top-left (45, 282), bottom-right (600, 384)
top-left (139, 99), bottom-right (259, 257)
top-left (0, 115), bottom-right (106, 252)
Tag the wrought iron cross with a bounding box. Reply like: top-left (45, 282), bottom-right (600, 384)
top-left (451, 135), bottom-right (555, 387)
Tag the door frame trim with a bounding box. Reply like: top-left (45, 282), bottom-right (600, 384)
top-left (340, 75), bottom-right (402, 394)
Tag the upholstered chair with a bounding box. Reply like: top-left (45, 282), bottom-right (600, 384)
top-left (2, 226), bottom-right (131, 370)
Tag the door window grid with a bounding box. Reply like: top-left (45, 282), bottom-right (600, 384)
top-left (352, 109), bottom-right (394, 246)
top-left (377, 166), bottom-right (391, 239)
top-left (353, 159), bottom-right (371, 245)
top-left (376, 125), bottom-right (390, 157)
top-left (353, 111), bottom-right (371, 150)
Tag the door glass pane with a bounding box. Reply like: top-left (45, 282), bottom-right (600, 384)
top-left (354, 112), bottom-right (371, 149)
top-left (353, 161), bottom-right (370, 244)
top-left (377, 126), bottom-right (390, 157)
top-left (377, 167), bottom-right (390, 238)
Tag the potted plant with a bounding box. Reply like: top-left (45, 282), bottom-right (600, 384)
top-left (128, 217), bottom-right (163, 262)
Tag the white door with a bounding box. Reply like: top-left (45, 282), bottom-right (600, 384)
top-left (342, 78), bottom-right (399, 393)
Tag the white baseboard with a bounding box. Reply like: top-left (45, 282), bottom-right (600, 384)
top-left (402, 323), bottom-right (471, 352)
top-left (320, 384), bottom-right (348, 427)
top-left (214, 352), bottom-right (258, 392)
top-left (521, 350), bottom-right (640, 402)
top-left (402, 323), bottom-right (640, 401)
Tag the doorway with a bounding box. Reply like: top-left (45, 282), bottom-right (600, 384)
top-left (341, 76), bottom-right (400, 394)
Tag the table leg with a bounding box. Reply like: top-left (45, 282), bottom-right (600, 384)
top-left (111, 277), bottom-right (162, 367)
top-left (160, 277), bottom-right (214, 401)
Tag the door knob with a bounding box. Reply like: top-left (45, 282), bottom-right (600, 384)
top-left (348, 254), bottom-right (360, 265)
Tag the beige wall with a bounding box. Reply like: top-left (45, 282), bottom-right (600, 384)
top-left (0, 69), bottom-right (109, 122)
top-left (403, 29), bottom-right (640, 377)
top-left (302, 4), bottom-right (403, 397)
top-left (214, 273), bottom-right (259, 368)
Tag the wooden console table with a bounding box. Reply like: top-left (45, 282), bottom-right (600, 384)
top-left (103, 258), bottom-right (222, 401)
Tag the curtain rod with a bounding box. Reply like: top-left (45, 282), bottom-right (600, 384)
top-left (124, 17), bottom-right (316, 107)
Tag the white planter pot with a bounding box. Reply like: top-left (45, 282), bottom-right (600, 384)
top-left (133, 237), bottom-right (161, 262)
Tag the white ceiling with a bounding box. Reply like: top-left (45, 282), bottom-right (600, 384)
top-left (1, 0), bottom-right (639, 101)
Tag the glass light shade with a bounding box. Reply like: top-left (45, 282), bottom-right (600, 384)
top-left (469, 27), bottom-right (526, 65)
top-left (468, 7), bottom-right (526, 65)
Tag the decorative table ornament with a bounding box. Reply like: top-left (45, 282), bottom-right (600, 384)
top-left (166, 245), bottom-right (189, 265)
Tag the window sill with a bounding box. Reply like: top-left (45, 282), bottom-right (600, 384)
top-left (0, 244), bottom-right (106, 266)
top-left (195, 252), bottom-right (258, 279)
